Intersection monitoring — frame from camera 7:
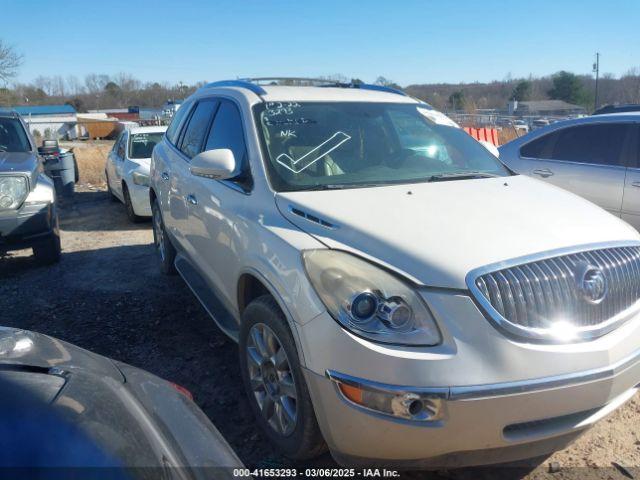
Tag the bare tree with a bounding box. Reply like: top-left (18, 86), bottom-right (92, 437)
top-left (33, 76), bottom-right (53, 96)
top-left (84, 73), bottom-right (109, 95)
top-left (0, 40), bottom-right (22, 84)
top-left (66, 75), bottom-right (84, 96)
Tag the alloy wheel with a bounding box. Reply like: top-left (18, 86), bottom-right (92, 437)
top-left (246, 323), bottom-right (298, 436)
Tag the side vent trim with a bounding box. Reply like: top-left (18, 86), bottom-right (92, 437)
top-left (289, 206), bottom-right (337, 230)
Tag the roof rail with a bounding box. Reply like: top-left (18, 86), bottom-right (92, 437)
top-left (318, 82), bottom-right (407, 97)
top-left (203, 80), bottom-right (267, 96)
top-left (246, 77), bottom-right (339, 86)
top-left (202, 78), bottom-right (408, 98)
top-left (356, 83), bottom-right (408, 97)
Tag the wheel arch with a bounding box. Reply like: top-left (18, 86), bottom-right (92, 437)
top-left (237, 269), bottom-right (308, 366)
top-left (149, 187), bottom-right (157, 204)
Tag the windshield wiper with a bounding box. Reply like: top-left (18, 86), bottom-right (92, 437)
top-left (428, 171), bottom-right (499, 182)
top-left (294, 183), bottom-right (379, 191)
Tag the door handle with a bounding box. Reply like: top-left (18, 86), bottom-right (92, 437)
top-left (161, 172), bottom-right (170, 182)
top-left (632, 182), bottom-right (640, 188)
top-left (532, 168), bottom-right (554, 178)
top-left (186, 194), bottom-right (198, 206)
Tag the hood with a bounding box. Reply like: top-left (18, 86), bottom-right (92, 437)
top-left (0, 151), bottom-right (38, 174)
top-left (276, 175), bottom-right (640, 289)
top-left (0, 327), bottom-right (123, 381)
top-left (131, 156), bottom-right (151, 167)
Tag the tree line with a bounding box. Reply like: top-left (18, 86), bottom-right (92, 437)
top-left (405, 70), bottom-right (640, 113)
top-left (1, 39), bottom-right (639, 113)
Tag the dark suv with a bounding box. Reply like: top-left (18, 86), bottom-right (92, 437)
top-left (0, 111), bottom-right (60, 264)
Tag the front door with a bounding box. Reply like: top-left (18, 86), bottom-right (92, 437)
top-left (519, 123), bottom-right (631, 216)
top-left (184, 99), bottom-right (251, 312)
top-left (168, 98), bottom-right (219, 255)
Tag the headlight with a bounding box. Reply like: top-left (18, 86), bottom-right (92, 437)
top-left (0, 176), bottom-right (28, 210)
top-left (303, 250), bottom-right (441, 346)
top-left (132, 171), bottom-right (150, 186)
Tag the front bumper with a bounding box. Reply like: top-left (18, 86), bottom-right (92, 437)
top-left (126, 180), bottom-right (151, 217)
top-left (0, 202), bottom-right (57, 252)
top-left (0, 175), bottom-right (57, 252)
top-left (306, 362), bottom-right (639, 468)
top-left (297, 290), bottom-right (640, 467)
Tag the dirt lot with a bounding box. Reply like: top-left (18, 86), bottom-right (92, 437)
top-left (1, 186), bottom-right (640, 479)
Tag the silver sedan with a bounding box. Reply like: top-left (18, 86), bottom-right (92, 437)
top-left (499, 113), bottom-right (640, 230)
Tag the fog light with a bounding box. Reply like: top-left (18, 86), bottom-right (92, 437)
top-left (331, 373), bottom-right (445, 422)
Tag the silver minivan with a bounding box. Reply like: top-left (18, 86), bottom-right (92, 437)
top-left (499, 114), bottom-right (640, 229)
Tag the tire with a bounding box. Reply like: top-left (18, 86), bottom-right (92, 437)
top-left (74, 158), bottom-right (80, 183)
top-left (152, 198), bottom-right (177, 275)
top-left (32, 228), bottom-right (61, 265)
top-left (123, 184), bottom-right (144, 223)
top-left (239, 295), bottom-right (326, 460)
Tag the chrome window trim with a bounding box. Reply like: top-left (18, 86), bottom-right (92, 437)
top-left (327, 345), bottom-right (640, 401)
top-left (466, 241), bottom-right (640, 343)
top-left (519, 156), bottom-right (628, 171)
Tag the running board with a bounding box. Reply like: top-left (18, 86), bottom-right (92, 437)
top-left (174, 254), bottom-right (239, 342)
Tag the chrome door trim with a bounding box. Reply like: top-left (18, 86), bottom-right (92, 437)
top-left (466, 240), bottom-right (640, 343)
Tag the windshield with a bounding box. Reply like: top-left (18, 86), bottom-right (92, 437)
top-left (0, 118), bottom-right (31, 153)
top-left (128, 132), bottom-right (164, 159)
top-left (254, 102), bottom-right (509, 191)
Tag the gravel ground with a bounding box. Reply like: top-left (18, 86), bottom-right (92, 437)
top-left (1, 185), bottom-right (639, 479)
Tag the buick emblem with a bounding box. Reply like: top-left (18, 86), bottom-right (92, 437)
top-left (576, 264), bottom-right (608, 304)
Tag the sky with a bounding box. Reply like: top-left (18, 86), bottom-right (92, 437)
top-left (2, 0), bottom-right (639, 87)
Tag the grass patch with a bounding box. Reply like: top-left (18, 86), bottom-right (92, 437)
top-left (60, 141), bottom-right (114, 185)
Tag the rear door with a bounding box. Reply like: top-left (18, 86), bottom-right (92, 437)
top-left (113, 131), bottom-right (128, 197)
top-left (107, 132), bottom-right (126, 200)
top-left (153, 101), bottom-right (193, 220)
top-left (620, 124), bottom-right (640, 229)
top-left (518, 122), bottom-right (630, 216)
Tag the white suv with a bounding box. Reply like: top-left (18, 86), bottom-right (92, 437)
top-left (150, 79), bottom-right (640, 468)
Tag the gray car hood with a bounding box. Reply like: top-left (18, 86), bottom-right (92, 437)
top-left (276, 175), bottom-right (640, 289)
top-left (0, 151), bottom-right (39, 188)
top-left (0, 151), bottom-right (38, 173)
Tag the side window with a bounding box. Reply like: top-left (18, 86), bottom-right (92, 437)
top-left (551, 124), bottom-right (629, 166)
top-left (112, 132), bottom-right (124, 153)
top-left (204, 100), bottom-right (247, 173)
top-left (520, 132), bottom-right (557, 159)
top-left (178, 99), bottom-right (218, 159)
top-left (117, 134), bottom-right (126, 158)
top-left (165, 102), bottom-right (192, 145)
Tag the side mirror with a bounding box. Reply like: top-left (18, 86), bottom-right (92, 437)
top-left (479, 140), bottom-right (499, 158)
top-left (190, 149), bottom-right (236, 180)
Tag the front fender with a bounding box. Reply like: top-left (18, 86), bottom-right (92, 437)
top-left (25, 174), bottom-right (56, 205)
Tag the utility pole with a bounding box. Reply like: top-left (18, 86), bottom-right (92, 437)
top-left (593, 52), bottom-right (600, 111)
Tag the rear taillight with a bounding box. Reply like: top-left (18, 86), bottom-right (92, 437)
top-left (169, 382), bottom-right (193, 401)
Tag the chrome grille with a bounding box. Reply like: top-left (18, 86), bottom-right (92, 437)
top-left (470, 245), bottom-right (640, 341)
